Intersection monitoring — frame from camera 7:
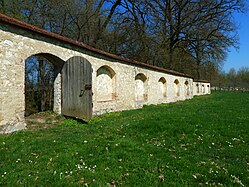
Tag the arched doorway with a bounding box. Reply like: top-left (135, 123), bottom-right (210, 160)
top-left (24, 53), bottom-right (64, 116)
top-left (61, 56), bottom-right (92, 119)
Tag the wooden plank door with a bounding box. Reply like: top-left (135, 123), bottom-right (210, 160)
top-left (62, 56), bottom-right (92, 119)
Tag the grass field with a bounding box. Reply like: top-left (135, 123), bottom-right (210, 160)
top-left (0, 92), bottom-right (248, 186)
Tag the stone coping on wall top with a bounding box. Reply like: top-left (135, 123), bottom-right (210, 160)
top-left (0, 13), bottom-right (193, 79)
top-left (194, 80), bottom-right (210, 83)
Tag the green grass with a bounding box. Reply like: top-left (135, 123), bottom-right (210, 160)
top-left (1, 92), bottom-right (249, 186)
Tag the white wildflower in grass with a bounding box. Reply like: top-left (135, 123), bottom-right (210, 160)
top-left (60, 172), bottom-right (63, 179)
top-left (2, 172), bottom-right (7, 177)
top-left (231, 175), bottom-right (245, 186)
top-left (192, 174), bottom-right (198, 179)
top-left (28, 160), bottom-right (32, 163)
top-left (124, 173), bottom-right (129, 176)
top-left (77, 164), bottom-right (82, 170)
top-left (232, 138), bottom-right (240, 141)
top-left (209, 168), bottom-right (213, 173)
top-left (226, 141), bottom-right (232, 145)
top-left (84, 140), bottom-right (88, 143)
top-left (2, 142), bottom-right (5, 145)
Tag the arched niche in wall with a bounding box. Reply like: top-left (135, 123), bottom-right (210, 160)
top-left (202, 84), bottom-right (205, 93)
top-left (96, 65), bottom-right (116, 101)
top-left (174, 79), bottom-right (180, 96)
top-left (184, 80), bottom-right (190, 96)
top-left (207, 85), bottom-right (210, 93)
top-left (135, 73), bottom-right (148, 101)
top-left (196, 84), bottom-right (200, 93)
top-left (158, 77), bottom-right (167, 98)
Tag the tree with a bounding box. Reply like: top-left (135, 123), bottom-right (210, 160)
top-left (143, 0), bottom-right (192, 69)
top-left (185, 0), bottom-right (243, 79)
top-left (237, 67), bottom-right (249, 90)
top-left (228, 68), bottom-right (237, 90)
top-left (0, 0), bottom-right (246, 82)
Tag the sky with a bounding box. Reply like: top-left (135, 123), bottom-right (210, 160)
top-left (223, 10), bottom-right (249, 72)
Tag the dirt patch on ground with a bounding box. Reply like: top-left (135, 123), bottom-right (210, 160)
top-left (25, 112), bottom-right (65, 130)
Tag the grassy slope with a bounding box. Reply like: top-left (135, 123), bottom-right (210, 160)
top-left (0, 92), bottom-right (248, 186)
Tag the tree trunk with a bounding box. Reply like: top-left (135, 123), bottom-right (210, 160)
top-left (90, 0), bottom-right (121, 46)
top-left (38, 57), bottom-right (46, 112)
top-left (169, 42), bottom-right (174, 69)
top-left (196, 53), bottom-right (201, 80)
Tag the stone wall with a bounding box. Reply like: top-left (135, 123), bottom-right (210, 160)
top-left (193, 81), bottom-right (211, 96)
top-left (0, 16), bottom-right (210, 134)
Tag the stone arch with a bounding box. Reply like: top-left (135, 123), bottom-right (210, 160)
top-left (24, 53), bottom-right (65, 116)
top-left (135, 73), bottom-right (148, 101)
top-left (96, 65), bottom-right (116, 101)
top-left (184, 80), bottom-right (190, 96)
top-left (158, 77), bottom-right (167, 98)
top-left (174, 79), bottom-right (180, 96)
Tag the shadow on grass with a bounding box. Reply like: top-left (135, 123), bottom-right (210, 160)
top-left (63, 115), bottom-right (88, 124)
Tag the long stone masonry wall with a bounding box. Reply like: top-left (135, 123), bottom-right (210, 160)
top-left (0, 14), bottom-right (210, 134)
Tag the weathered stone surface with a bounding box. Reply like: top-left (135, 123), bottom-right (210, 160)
top-left (0, 113), bottom-right (3, 122)
top-left (0, 19), bottom-right (210, 134)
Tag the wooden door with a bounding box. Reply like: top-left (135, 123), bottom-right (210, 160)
top-left (62, 56), bottom-right (92, 119)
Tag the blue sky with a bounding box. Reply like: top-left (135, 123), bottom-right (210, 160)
top-left (223, 10), bottom-right (249, 72)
